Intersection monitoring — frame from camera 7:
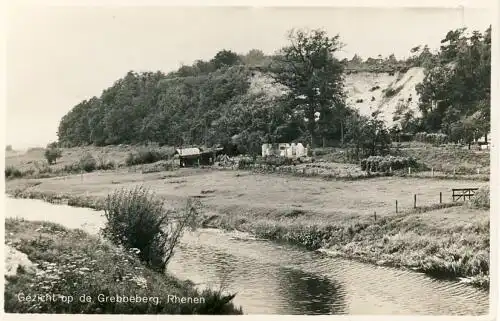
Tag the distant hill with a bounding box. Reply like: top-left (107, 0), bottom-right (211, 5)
top-left (56, 26), bottom-right (490, 150)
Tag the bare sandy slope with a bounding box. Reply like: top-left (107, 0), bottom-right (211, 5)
top-left (249, 67), bottom-right (426, 127)
top-left (6, 168), bottom-right (488, 220)
top-left (345, 68), bottom-right (425, 126)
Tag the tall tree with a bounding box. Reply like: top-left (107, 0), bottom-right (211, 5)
top-left (270, 28), bottom-right (346, 148)
top-left (211, 50), bottom-right (241, 69)
top-left (416, 26), bottom-right (491, 139)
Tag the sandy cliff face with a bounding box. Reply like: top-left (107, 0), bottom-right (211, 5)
top-left (249, 67), bottom-right (425, 127)
top-left (345, 67), bottom-right (425, 126)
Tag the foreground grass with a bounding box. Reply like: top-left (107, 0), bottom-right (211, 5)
top-left (4, 219), bottom-right (243, 314)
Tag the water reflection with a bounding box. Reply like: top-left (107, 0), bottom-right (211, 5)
top-left (276, 267), bottom-right (346, 315)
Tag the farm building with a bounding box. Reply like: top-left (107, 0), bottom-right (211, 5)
top-left (261, 143), bottom-right (308, 159)
top-left (174, 147), bottom-right (223, 167)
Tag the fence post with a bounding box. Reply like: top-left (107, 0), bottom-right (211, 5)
top-left (414, 194), bottom-right (417, 208)
top-left (408, 167), bottom-right (411, 175)
top-left (431, 167), bottom-right (434, 177)
top-left (374, 211), bottom-right (377, 221)
top-left (389, 166), bottom-right (392, 173)
top-left (440, 192), bottom-right (442, 204)
top-left (477, 168), bottom-right (480, 175)
top-left (396, 200), bottom-right (398, 213)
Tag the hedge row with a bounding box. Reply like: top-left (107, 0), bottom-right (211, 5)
top-left (361, 155), bottom-right (418, 172)
top-left (415, 132), bottom-right (448, 145)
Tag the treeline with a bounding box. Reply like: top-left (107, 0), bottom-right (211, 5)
top-left (57, 26), bottom-right (491, 156)
top-left (392, 26), bottom-right (491, 144)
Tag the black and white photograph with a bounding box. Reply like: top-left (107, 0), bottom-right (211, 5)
top-left (2, 1), bottom-right (497, 317)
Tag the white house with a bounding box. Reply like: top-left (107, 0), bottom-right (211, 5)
top-left (262, 143), bottom-right (308, 159)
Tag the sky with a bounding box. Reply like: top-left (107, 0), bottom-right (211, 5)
top-left (5, 5), bottom-right (493, 149)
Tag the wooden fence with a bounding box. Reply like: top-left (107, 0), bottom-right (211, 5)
top-left (452, 188), bottom-right (479, 202)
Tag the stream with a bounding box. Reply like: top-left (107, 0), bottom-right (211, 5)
top-left (5, 197), bottom-right (489, 315)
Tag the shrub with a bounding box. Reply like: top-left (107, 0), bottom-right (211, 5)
top-left (237, 156), bottom-right (254, 169)
top-left (6, 145), bottom-right (13, 151)
top-left (141, 160), bottom-right (178, 173)
top-left (126, 147), bottom-right (171, 166)
top-left (370, 85), bottom-right (381, 92)
top-left (256, 155), bottom-right (294, 167)
top-left (5, 166), bottom-right (23, 179)
top-left (101, 186), bottom-right (201, 273)
top-left (414, 132), bottom-right (448, 145)
top-left (468, 186), bottom-right (490, 209)
top-left (384, 85), bottom-right (403, 98)
top-left (79, 153), bottom-right (97, 172)
top-left (360, 155), bottom-right (419, 172)
top-left (44, 147), bottom-right (62, 165)
top-left (96, 155), bottom-right (116, 170)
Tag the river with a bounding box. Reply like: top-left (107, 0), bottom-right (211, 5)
top-left (5, 197), bottom-right (489, 315)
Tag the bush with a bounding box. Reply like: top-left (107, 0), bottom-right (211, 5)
top-left (360, 155), bottom-right (419, 172)
top-left (255, 155), bottom-right (295, 167)
top-left (468, 186), bottom-right (490, 209)
top-left (384, 85), bottom-right (403, 98)
top-left (6, 145), bottom-right (13, 151)
top-left (126, 147), bottom-right (171, 166)
top-left (101, 186), bottom-right (201, 273)
top-left (237, 156), bottom-right (254, 169)
top-left (79, 153), bottom-right (97, 172)
top-left (415, 132), bottom-right (448, 145)
top-left (44, 147), bottom-right (62, 165)
top-left (96, 155), bottom-right (116, 170)
top-left (5, 166), bottom-right (23, 179)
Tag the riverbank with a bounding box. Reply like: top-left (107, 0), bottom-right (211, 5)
top-left (5, 169), bottom-right (490, 290)
top-left (204, 204), bottom-right (489, 290)
top-left (4, 218), bottom-right (243, 314)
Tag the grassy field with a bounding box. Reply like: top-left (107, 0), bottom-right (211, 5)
top-left (4, 218), bottom-right (243, 314)
top-left (6, 168), bottom-right (488, 218)
top-left (5, 145), bottom-right (176, 176)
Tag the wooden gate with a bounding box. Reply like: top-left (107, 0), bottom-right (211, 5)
top-left (452, 188), bottom-right (479, 202)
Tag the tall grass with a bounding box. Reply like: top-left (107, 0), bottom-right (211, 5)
top-left (468, 186), bottom-right (490, 209)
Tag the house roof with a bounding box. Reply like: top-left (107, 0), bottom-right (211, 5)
top-left (175, 148), bottom-right (201, 156)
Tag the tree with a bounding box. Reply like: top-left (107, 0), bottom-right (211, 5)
top-left (416, 26), bottom-right (491, 140)
top-left (44, 146), bottom-right (62, 165)
top-left (241, 49), bottom-right (267, 66)
top-left (270, 28), bottom-right (346, 148)
top-left (350, 54), bottom-right (363, 65)
top-left (211, 50), bottom-right (241, 69)
top-left (344, 110), bottom-right (391, 159)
